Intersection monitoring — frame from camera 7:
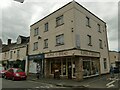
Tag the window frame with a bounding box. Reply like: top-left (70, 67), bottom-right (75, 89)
top-left (33, 42), bottom-right (38, 51)
top-left (97, 24), bottom-right (101, 32)
top-left (86, 17), bottom-right (91, 28)
top-left (56, 34), bottom-right (64, 46)
top-left (44, 22), bottom-right (48, 32)
top-left (56, 15), bottom-right (64, 27)
top-left (103, 58), bottom-right (107, 70)
top-left (87, 35), bottom-right (92, 46)
top-left (99, 39), bottom-right (103, 49)
top-left (34, 27), bottom-right (39, 36)
top-left (44, 39), bottom-right (48, 48)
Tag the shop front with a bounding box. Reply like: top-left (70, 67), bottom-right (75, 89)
top-left (28, 54), bottom-right (44, 77)
top-left (44, 49), bottom-right (100, 80)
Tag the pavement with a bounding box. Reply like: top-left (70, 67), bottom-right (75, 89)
top-left (27, 73), bottom-right (120, 88)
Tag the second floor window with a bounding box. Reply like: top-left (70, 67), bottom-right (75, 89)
top-left (97, 24), bottom-right (101, 32)
top-left (86, 17), bottom-right (90, 27)
top-left (87, 35), bottom-right (92, 46)
top-left (44, 39), bottom-right (48, 48)
top-left (34, 27), bottom-right (39, 36)
top-left (45, 23), bottom-right (48, 32)
top-left (56, 34), bottom-right (64, 45)
top-left (56, 15), bottom-right (64, 27)
top-left (33, 42), bottom-right (38, 50)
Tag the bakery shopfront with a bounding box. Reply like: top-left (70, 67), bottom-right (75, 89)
top-left (44, 49), bottom-right (100, 80)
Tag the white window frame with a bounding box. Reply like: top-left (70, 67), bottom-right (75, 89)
top-left (87, 35), bottom-right (92, 46)
top-left (45, 22), bottom-right (48, 32)
top-left (34, 27), bottom-right (39, 36)
top-left (86, 17), bottom-right (90, 27)
top-left (33, 42), bottom-right (38, 50)
top-left (103, 58), bottom-right (107, 70)
top-left (56, 15), bottom-right (64, 27)
top-left (44, 39), bottom-right (48, 48)
top-left (56, 34), bottom-right (64, 45)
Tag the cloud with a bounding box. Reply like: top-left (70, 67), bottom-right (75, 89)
top-left (0, 0), bottom-right (119, 51)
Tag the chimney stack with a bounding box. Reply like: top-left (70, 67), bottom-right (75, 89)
top-left (8, 39), bottom-right (11, 45)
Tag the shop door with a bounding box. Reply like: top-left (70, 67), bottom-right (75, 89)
top-left (67, 62), bottom-right (72, 79)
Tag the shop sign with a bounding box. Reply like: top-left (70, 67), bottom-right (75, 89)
top-left (28, 54), bottom-right (44, 60)
top-left (45, 50), bottom-right (100, 58)
top-left (46, 51), bottom-right (69, 58)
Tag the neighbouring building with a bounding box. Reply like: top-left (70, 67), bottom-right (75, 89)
top-left (28, 1), bottom-right (110, 80)
top-left (109, 51), bottom-right (120, 67)
top-left (2, 35), bottom-right (29, 71)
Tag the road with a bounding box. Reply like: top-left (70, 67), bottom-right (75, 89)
top-left (1, 78), bottom-right (59, 89)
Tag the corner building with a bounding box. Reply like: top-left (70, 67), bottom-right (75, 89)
top-left (28, 1), bottom-right (110, 80)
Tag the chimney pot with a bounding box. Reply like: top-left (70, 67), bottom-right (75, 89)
top-left (8, 39), bottom-right (11, 45)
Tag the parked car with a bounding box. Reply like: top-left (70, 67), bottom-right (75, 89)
top-left (4, 68), bottom-right (27, 80)
top-left (113, 67), bottom-right (120, 73)
top-left (0, 66), bottom-right (6, 78)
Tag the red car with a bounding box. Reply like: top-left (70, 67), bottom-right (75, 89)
top-left (4, 68), bottom-right (27, 80)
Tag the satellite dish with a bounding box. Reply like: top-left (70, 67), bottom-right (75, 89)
top-left (14, 0), bottom-right (24, 3)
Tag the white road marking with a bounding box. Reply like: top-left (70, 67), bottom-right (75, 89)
top-left (107, 84), bottom-right (115, 88)
top-left (106, 80), bottom-right (115, 86)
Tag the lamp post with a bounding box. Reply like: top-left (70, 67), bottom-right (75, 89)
top-left (14, 0), bottom-right (24, 3)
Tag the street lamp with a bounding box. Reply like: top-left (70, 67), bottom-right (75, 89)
top-left (14, 0), bottom-right (24, 3)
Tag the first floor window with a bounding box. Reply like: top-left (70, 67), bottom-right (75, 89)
top-left (99, 39), bottom-right (103, 49)
top-left (17, 50), bottom-right (20, 58)
top-left (87, 35), bottom-right (92, 46)
top-left (44, 39), bottom-right (48, 48)
top-left (33, 42), bottom-right (38, 50)
top-left (56, 34), bottom-right (64, 45)
top-left (10, 51), bottom-right (12, 59)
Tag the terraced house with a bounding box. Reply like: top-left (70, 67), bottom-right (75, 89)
top-left (28, 1), bottom-right (109, 80)
top-left (1, 35), bottom-right (29, 71)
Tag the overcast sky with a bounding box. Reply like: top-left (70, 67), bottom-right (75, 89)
top-left (0, 0), bottom-right (119, 51)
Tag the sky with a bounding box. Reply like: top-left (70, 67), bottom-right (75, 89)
top-left (0, 0), bottom-right (119, 51)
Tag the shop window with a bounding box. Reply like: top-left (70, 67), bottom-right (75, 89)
top-left (63, 61), bottom-right (66, 75)
top-left (51, 61), bottom-right (61, 75)
top-left (73, 61), bottom-right (75, 76)
top-left (83, 61), bottom-right (91, 76)
top-left (103, 58), bottom-right (107, 69)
